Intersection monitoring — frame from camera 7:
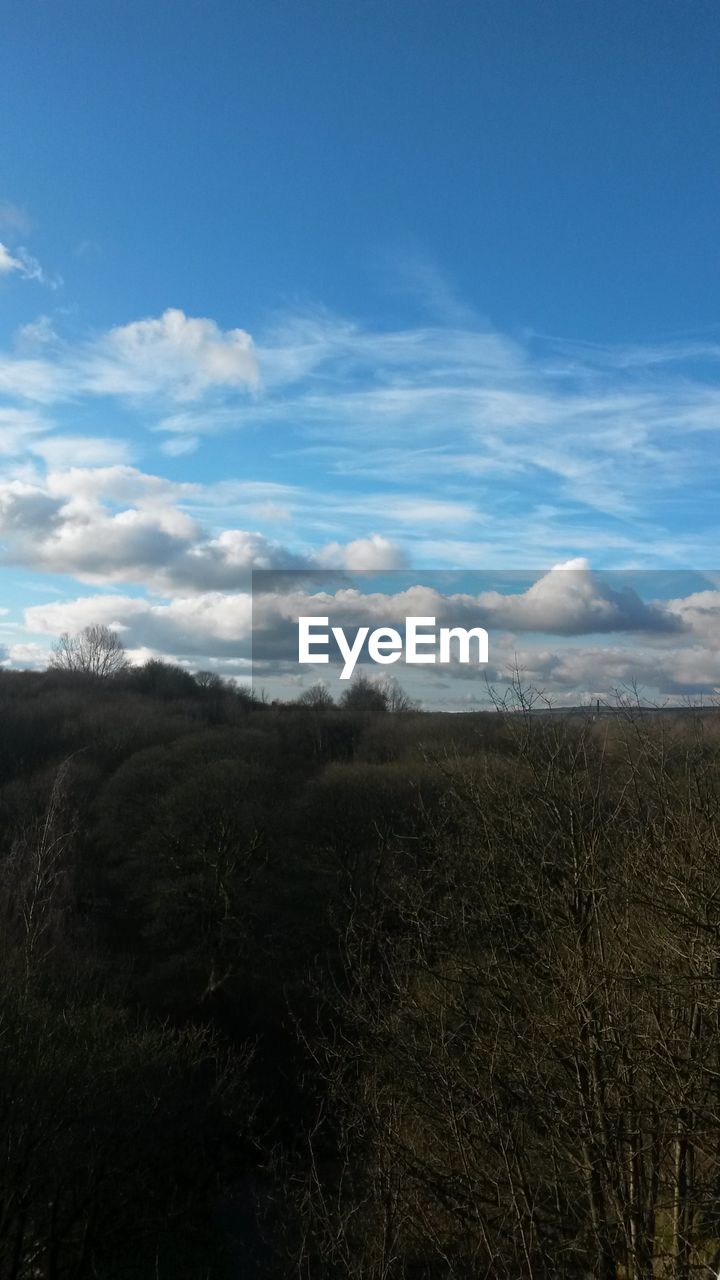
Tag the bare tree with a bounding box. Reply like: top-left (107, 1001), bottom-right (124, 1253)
top-left (380, 676), bottom-right (418, 713)
top-left (195, 669), bottom-right (223, 690)
top-left (286, 691), bottom-right (720, 1278)
top-left (1, 754), bottom-right (79, 988)
top-left (297, 682), bottom-right (335, 708)
top-left (50, 624), bottom-right (128, 678)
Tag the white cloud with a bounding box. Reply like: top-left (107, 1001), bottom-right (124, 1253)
top-left (0, 407), bottom-right (50, 454)
top-left (82, 308), bottom-right (258, 401)
top-left (160, 434), bottom-right (200, 456)
top-left (0, 241), bottom-right (56, 287)
top-left (4, 641), bottom-right (51, 670)
top-left (1, 304), bottom-right (720, 557)
top-left (0, 465), bottom-right (307, 590)
top-left (2, 301), bottom-right (720, 620)
top-left (30, 435), bottom-right (134, 468)
top-left (472, 560), bottom-right (681, 635)
top-left (248, 570), bottom-right (680, 655)
top-left (346, 496), bottom-right (481, 528)
top-left (44, 465), bottom-right (183, 505)
top-left (25, 591), bottom-right (254, 660)
top-left (663, 590), bottom-right (720, 643)
top-left (0, 356), bottom-right (72, 403)
top-left (0, 243), bottom-right (23, 275)
top-left (15, 569), bottom-right (720, 700)
top-left (13, 315), bottom-right (60, 354)
top-left (0, 308), bottom-right (258, 405)
top-left (499, 641), bottom-right (720, 699)
top-left (239, 311), bottom-right (720, 527)
top-left (315, 534), bottom-right (406, 570)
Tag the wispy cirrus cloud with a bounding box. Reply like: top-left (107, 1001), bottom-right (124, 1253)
top-left (0, 202), bottom-right (32, 235)
top-left (249, 319), bottom-right (719, 519)
top-left (30, 435), bottom-right (134, 468)
top-left (0, 406), bottom-right (51, 454)
top-left (1, 304), bottom-right (719, 540)
top-left (117, 308), bottom-right (709, 536)
top-left (0, 241), bottom-right (58, 288)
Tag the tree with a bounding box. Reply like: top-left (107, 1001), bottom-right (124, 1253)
top-left (285, 698), bottom-right (720, 1278)
top-left (380, 676), bottom-right (417, 713)
top-left (297, 682), bottom-right (335, 708)
top-left (50, 624), bottom-right (128, 679)
top-left (195, 669), bottom-right (223, 690)
top-left (126, 658), bottom-right (197, 698)
top-left (339, 673), bottom-right (389, 718)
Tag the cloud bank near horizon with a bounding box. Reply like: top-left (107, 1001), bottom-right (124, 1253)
top-left (14, 563), bottom-right (720, 708)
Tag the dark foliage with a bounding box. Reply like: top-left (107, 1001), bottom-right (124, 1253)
top-left (1, 663), bottom-right (720, 1276)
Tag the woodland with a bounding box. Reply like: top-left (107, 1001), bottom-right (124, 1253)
top-left (1, 631), bottom-right (720, 1278)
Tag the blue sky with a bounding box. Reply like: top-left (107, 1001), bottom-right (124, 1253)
top-left (1, 0), bottom-right (720, 685)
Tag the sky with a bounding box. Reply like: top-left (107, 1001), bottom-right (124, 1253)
top-left (2, 0), bottom-right (720, 699)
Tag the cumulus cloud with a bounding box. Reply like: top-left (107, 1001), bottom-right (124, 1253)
top-left (663, 590), bottom-right (720, 642)
top-left (83, 308), bottom-right (258, 401)
top-left (25, 591), bottom-right (253, 661)
top-left (0, 482), bottom-right (64, 534)
top-left (43, 465), bottom-right (181, 505)
top-left (315, 534), bottom-right (406, 570)
top-left (472, 560), bottom-right (682, 635)
top-left (17, 566), bottom-right (719, 700)
top-left (0, 464), bottom-right (404, 593)
top-left (496, 642), bottom-right (720, 699)
top-left (0, 474), bottom-right (271, 590)
top-left (0, 308), bottom-right (258, 405)
top-left (252, 563), bottom-right (680, 646)
top-left (244, 566), bottom-right (693, 690)
top-left (4, 642), bottom-right (49, 670)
